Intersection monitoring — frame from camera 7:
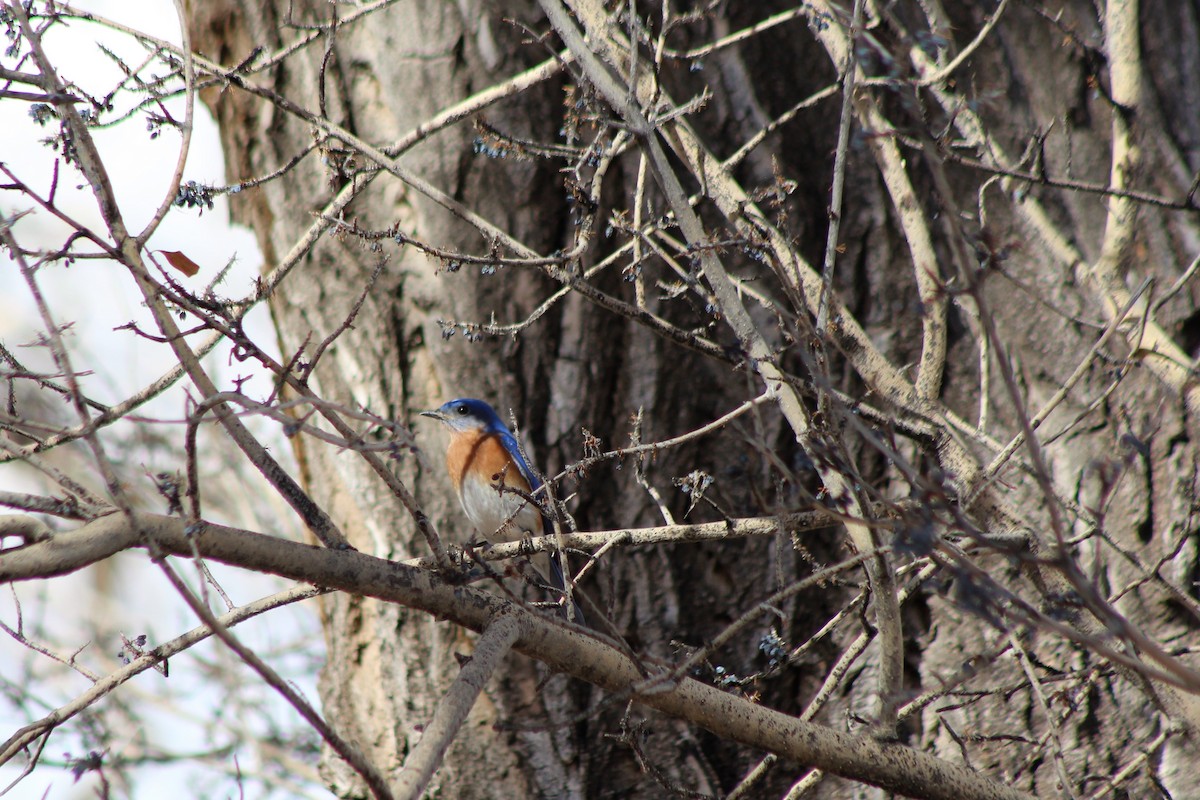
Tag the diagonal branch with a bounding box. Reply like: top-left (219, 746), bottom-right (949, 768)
top-left (2, 511), bottom-right (1035, 800)
top-left (0, 583), bottom-right (322, 774)
top-left (393, 614), bottom-right (522, 799)
top-left (540, 0), bottom-right (905, 736)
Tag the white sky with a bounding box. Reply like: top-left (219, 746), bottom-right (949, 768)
top-left (0, 1), bottom-right (268, 407)
top-left (1, 4), bottom-right (323, 798)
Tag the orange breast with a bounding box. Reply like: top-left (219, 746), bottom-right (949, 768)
top-left (445, 430), bottom-right (532, 493)
top-left (445, 430), bottom-right (540, 541)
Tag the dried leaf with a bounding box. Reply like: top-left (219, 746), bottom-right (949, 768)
top-left (160, 250), bottom-right (200, 277)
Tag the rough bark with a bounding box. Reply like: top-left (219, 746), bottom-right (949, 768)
top-left (189, 1), bottom-right (1200, 797)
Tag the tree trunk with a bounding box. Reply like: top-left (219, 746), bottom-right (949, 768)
top-left (191, 1), bottom-right (1200, 797)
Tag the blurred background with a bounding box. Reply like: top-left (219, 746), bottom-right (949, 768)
top-left (1, 3), bottom-right (324, 797)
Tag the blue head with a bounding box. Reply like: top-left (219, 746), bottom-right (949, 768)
top-left (420, 398), bottom-right (509, 434)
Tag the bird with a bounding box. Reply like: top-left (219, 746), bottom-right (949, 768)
top-left (420, 398), bottom-right (585, 623)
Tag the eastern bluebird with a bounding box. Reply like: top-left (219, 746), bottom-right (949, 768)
top-left (421, 398), bottom-right (584, 623)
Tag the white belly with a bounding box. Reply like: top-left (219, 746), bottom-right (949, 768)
top-left (459, 478), bottom-right (543, 543)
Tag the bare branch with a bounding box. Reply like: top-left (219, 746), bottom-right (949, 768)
top-left (0, 512), bottom-right (1035, 800)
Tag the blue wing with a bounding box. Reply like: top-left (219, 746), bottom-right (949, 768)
top-left (492, 421), bottom-right (584, 623)
top-left (496, 429), bottom-right (541, 490)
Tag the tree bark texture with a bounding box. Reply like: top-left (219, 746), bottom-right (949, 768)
top-left (191, 1), bottom-right (1200, 797)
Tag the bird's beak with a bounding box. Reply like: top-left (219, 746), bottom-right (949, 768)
top-left (419, 409), bottom-right (445, 422)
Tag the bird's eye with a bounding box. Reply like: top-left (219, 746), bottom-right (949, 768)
top-left (456, 405), bottom-right (468, 415)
